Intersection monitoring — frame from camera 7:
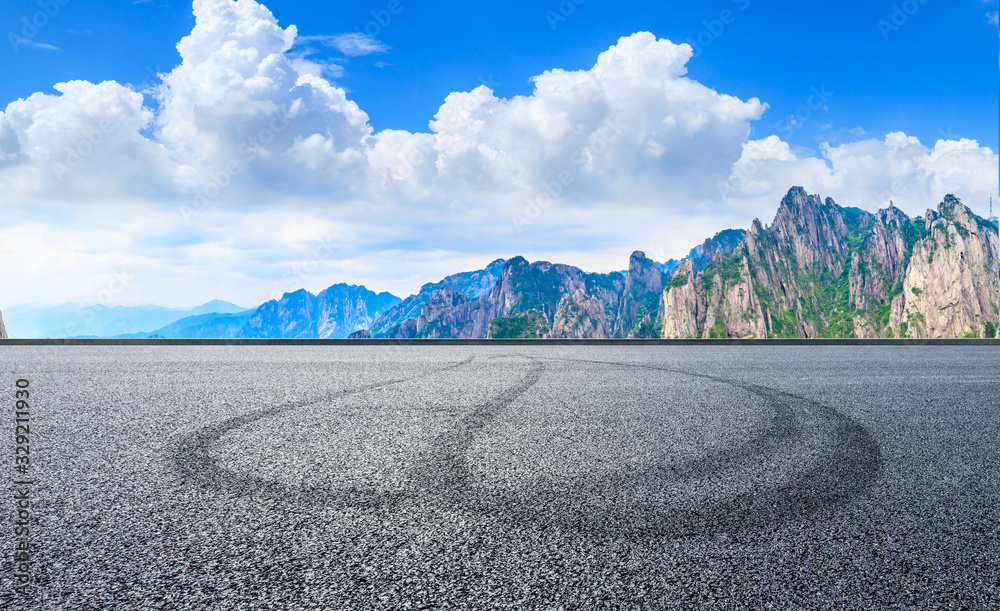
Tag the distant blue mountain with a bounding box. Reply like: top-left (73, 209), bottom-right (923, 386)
top-left (184, 300), bottom-right (250, 317)
top-left (114, 310), bottom-right (257, 339)
top-left (108, 284), bottom-right (400, 339)
top-left (240, 284), bottom-right (401, 338)
top-left (4, 300), bottom-right (248, 338)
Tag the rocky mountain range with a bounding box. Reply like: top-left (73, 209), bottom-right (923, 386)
top-left (383, 256), bottom-right (633, 339)
top-left (377, 229), bottom-right (745, 339)
top-left (371, 188), bottom-right (997, 340)
top-left (4, 187), bottom-right (995, 340)
top-left (661, 187), bottom-right (999, 339)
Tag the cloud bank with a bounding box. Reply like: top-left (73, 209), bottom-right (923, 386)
top-left (0, 0), bottom-right (996, 307)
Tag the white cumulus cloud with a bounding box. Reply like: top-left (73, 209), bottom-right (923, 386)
top-left (0, 0), bottom-right (995, 308)
top-left (0, 80), bottom-right (171, 200)
top-left (720, 133), bottom-right (999, 219)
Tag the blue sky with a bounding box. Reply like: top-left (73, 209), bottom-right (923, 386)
top-left (5, 0), bottom-right (997, 152)
top-left (0, 0), bottom-right (998, 308)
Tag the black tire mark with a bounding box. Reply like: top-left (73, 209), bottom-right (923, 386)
top-left (170, 356), bottom-right (477, 508)
top-left (412, 359), bottom-right (545, 498)
top-left (542, 356), bottom-right (805, 482)
top-left (172, 352), bottom-right (880, 542)
top-left (456, 355), bottom-right (881, 539)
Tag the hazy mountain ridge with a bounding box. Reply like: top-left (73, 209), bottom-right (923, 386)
top-left (3, 300), bottom-right (247, 338)
top-left (116, 310), bottom-right (257, 339)
top-left (107, 284), bottom-right (400, 339)
top-left (660, 187), bottom-right (999, 339)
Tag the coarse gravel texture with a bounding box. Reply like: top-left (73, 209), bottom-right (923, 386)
top-left (1, 345), bottom-right (998, 609)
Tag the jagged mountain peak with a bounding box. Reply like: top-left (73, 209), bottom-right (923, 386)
top-left (748, 187), bottom-right (855, 275)
top-left (772, 188), bottom-right (843, 237)
top-left (941, 193), bottom-right (963, 207)
top-left (872, 202), bottom-right (909, 229)
top-left (770, 188), bottom-right (864, 230)
top-left (242, 283), bottom-right (401, 339)
top-left (773, 187), bottom-right (825, 224)
top-left (937, 194), bottom-right (970, 220)
top-left (661, 188), bottom-right (999, 339)
top-left (923, 194), bottom-right (997, 234)
top-left (624, 251), bottom-right (662, 292)
top-left (276, 288), bottom-right (310, 302)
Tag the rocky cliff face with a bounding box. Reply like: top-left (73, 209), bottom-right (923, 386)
top-left (391, 286), bottom-right (493, 339)
top-left (0, 310), bottom-right (7, 339)
top-left (660, 261), bottom-right (700, 339)
top-left (551, 288), bottom-right (615, 338)
top-left (487, 309), bottom-right (551, 339)
top-left (614, 251), bottom-right (667, 338)
top-left (240, 283), bottom-right (400, 338)
top-left (889, 198), bottom-right (1000, 338)
top-left (660, 257), bottom-right (767, 339)
top-left (660, 187), bottom-right (999, 339)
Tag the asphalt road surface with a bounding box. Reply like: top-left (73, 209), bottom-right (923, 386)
top-left (1, 346), bottom-right (998, 609)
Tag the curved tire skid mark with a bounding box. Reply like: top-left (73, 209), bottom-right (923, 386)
top-left (465, 356), bottom-right (881, 540)
top-left (172, 351), bottom-right (880, 542)
top-left (170, 356), bottom-right (477, 508)
top-left (533, 356), bottom-right (811, 482)
top-left (273, 356), bottom-right (546, 510)
top-left (412, 358), bottom-right (545, 501)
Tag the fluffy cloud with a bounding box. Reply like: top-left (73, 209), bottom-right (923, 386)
top-left (370, 32), bottom-right (766, 210)
top-left (155, 0), bottom-right (372, 200)
top-left (0, 80), bottom-right (171, 200)
top-left (0, 0), bottom-right (996, 307)
top-left (720, 133), bottom-right (999, 219)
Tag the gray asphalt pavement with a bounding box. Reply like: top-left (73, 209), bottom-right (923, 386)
top-left (1, 346), bottom-right (998, 609)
